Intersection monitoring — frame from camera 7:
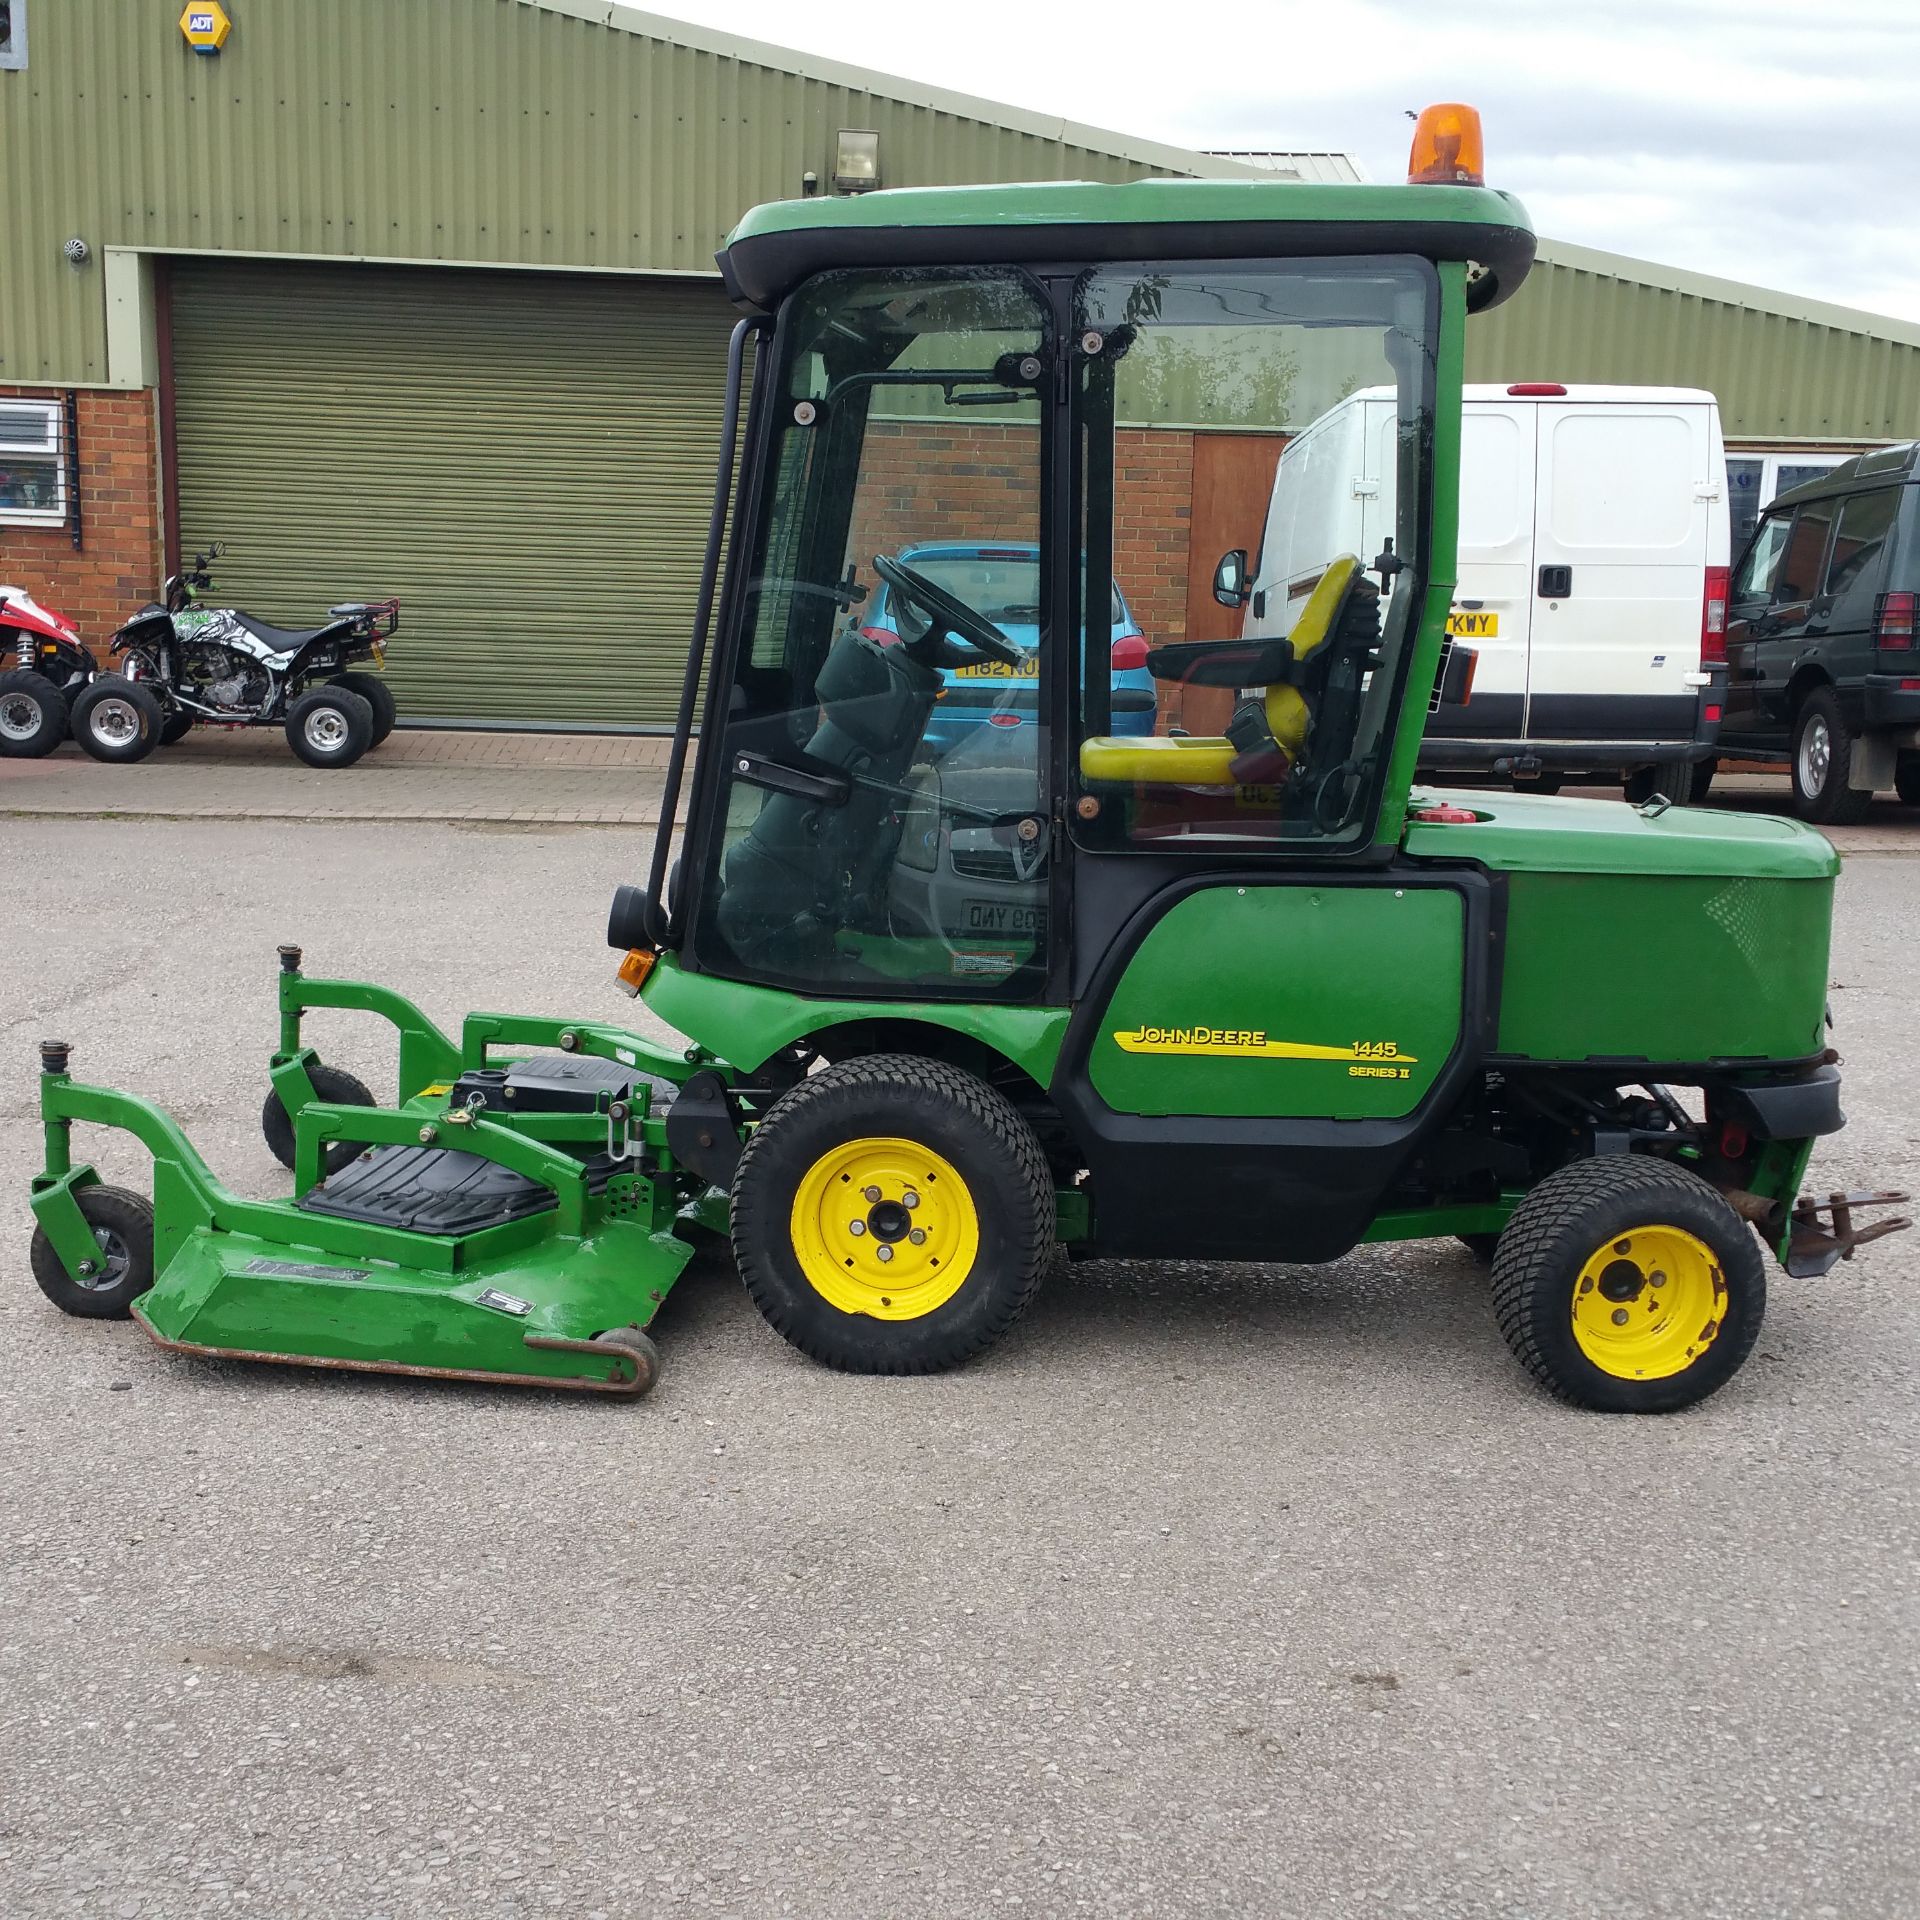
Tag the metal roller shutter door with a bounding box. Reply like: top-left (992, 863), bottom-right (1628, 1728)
top-left (169, 260), bottom-right (736, 725)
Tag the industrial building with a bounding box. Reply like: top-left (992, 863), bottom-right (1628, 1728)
top-left (4, 0), bottom-right (1918, 725)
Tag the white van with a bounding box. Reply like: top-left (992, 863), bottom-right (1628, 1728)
top-left (1241, 383), bottom-right (1731, 793)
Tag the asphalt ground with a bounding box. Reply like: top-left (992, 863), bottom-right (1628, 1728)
top-left (2, 813), bottom-right (1916, 1919)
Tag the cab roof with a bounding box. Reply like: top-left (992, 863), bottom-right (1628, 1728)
top-left (717, 178), bottom-right (1535, 316)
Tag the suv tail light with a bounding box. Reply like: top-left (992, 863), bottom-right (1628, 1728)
top-left (1700, 566), bottom-right (1729, 665)
top-left (1874, 590), bottom-right (1916, 649)
top-left (1110, 633), bottom-right (1148, 671)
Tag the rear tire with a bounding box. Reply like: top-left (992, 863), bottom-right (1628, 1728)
top-left (1791, 689), bottom-right (1872, 824)
top-left (1688, 756), bottom-right (1718, 805)
top-left (0, 668), bottom-right (68, 758)
top-left (261, 1062), bottom-right (378, 1174)
top-left (31, 1185), bottom-right (157, 1320)
top-left (328, 671), bottom-right (396, 746)
top-left (1492, 1156), bottom-right (1764, 1413)
top-left (1894, 752), bottom-right (1920, 807)
top-left (286, 685), bottom-right (374, 769)
top-left (731, 1054), bottom-right (1053, 1374)
top-left (1509, 773), bottom-right (1562, 796)
top-left (70, 675), bottom-right (163, 763)
top-left (158, 711), bottom-right (195, 747)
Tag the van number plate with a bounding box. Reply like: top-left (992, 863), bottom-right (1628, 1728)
top-left (1446, 612), bottom-right (1499, 637)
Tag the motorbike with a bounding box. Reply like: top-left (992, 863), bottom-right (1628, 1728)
top-left (0, 587), bottom-right (97, 758)
top-left (73, 545), bottom-right (401, 767)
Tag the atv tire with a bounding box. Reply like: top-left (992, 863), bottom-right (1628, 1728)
top-left (261, 1062), bottom-right (378, 1175)
top-left (328, 671), bottom-right (397, 746)
top-left (731, 1054), bottom-right (1053, 1375)
top-left (71, 675), bottom-right (163, 763)
top-left (286, 685), bottom-right (374, 769)
top-left (158, 710), bottom-right (195, 747)
top-left (1491, 1155), bottom-right (1764, 1414)
top-left (31, 1185), bottom-right (157, 1319)
top-left (0, 668), bottom-right (68, 758)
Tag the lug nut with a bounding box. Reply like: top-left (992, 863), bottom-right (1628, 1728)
top-left (876, 1244), bottom-right (894, 1263)
top-left (849, 1220), bottom-right (866, 1236)
top-left (902, 1190), bottom-right (919, 1210)
top-left (1650, 1271), bottom-right (1667, 1286)
top-left (909, 1228), bottom-right (926, 1246)
top-left (1611, 1308), bottom-right (1631, 1326)
top-left (863, 1185), bottom-right (882, 1204)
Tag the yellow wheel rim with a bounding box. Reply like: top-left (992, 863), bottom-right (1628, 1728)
top-left (790, 1136), bottom-right (979, 1320)
top-left (1570, 1223), bottom-right (1727, 1381)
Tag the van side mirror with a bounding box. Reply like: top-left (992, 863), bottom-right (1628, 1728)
top-left (1435, 640), bottom-right (1478, 709)
top-left (1213, 549), bottom-right (1250, 608)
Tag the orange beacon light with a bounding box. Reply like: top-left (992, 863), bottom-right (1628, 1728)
top-left (1407, 104), bottom-right (1486, 187)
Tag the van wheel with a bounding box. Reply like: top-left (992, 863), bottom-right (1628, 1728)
top-left (1791, 690), bottom-right (1872, 824)
top-left (1895, 753), bottom-right (1920, 806)
top-left (1688, 757), bottom-right (1718, 804)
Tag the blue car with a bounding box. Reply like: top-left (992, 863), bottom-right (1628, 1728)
top-left (860, 541), bottom-right (1158, 756)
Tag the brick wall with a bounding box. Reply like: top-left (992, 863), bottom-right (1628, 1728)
top-left (0, 388), bottom-right (163, 651)
top-left (843, 419), bottom-right (1194, 645)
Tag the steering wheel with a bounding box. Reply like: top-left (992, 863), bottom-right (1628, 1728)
top-left (872, 553), bottom-right (1025, 667)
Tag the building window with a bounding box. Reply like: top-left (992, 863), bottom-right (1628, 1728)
top-left (0, 1), bottom-right (28, 72)
top-left (0, 399), bottom-right (66, 524)
top-left (1726, 451), bottom-right (1852, 556)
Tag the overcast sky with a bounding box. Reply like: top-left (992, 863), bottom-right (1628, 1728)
top-left (665, 0), bottom-right (1920, 328)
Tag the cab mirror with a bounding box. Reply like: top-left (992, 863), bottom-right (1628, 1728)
top-left (1213, 549), bottom-right (1250, 608)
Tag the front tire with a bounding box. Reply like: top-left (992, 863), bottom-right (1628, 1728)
top-left (0, 668), bottom-right (68, 757)
top-left (1791, 689), bottom-right (1872, 824)
top-left (329, 671), bottom-right (396, 746)
top-left (730, 1054), bottom-right (1053, 1374)
top-left (1492, 1156), bottom-right (1764, 1413)
top-left (286, 685), bottom-right (374, 769)
top-left (70, 675), bottom-right (163, 763)
top-left (31, 1185), bottom-right (157, 1319)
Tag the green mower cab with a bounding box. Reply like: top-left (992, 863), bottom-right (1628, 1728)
top-left (30, 111), bottom-right (1908, 1412)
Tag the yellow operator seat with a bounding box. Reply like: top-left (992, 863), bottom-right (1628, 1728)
top-left (1079, 553), bottom-right (1364, 785)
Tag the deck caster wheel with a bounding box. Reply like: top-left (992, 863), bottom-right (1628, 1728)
top-left (1492, 1156), bottom-right (1764, 1413)
top-left (730, 1053), bottom-right (1053, 1375)
top-left (31, 1185), bottom-right (157, 1320)
top-left (261, 1063), bottom-right (377, 1175)
top-left (593, 1325), bottom-right (660, 1396)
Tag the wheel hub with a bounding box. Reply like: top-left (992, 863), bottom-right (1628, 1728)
top-left (790, 1136), bottom-right (978, 1320)
top-left (1571, 1225), bottom-right (1723, 1380)
top-left (91, 699), bottom-right (139, 745)
top-left (305, 708), bottom-right (349, 752)
top-left (1, 693), bottom-right (42, 740)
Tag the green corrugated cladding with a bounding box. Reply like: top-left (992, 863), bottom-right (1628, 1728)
top-left (1467, 255), bottom-right (1920, 441)
top-left (169, 261), bottom-right (736, 723)
top-left (0, 0), bottom-right (1187, 386)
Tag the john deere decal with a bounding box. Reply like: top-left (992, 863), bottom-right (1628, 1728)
top-left (1112, 1027), bottom-right (1416, 1079)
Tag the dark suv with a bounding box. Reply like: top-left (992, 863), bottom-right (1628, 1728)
top-left (1717, 442), bottom-right (1919, 822)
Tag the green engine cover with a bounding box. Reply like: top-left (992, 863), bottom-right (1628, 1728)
top-left (1089, 883), bottom-right (1465, 1119)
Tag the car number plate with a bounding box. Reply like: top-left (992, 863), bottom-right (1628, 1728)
top-left (1446, 611), bottom-right (1498, 638)
top-left (963, 900), bottom-right (1045, 934)
top-left (952, 661), bottom-right (1037, 679)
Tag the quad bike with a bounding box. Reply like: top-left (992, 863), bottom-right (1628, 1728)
top-left (71, 544), bottom-right (399, 767)
top-left (27, 106), bottom-right (1909, 1413)
top-left (0, 586), bottom-right (96, 758)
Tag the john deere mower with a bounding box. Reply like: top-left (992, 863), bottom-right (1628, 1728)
top-left (29, 108), bottom-right (1907, 1412)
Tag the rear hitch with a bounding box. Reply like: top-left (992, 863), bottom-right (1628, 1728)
top-left (1786, 1190), bottom-right (1911, 1278)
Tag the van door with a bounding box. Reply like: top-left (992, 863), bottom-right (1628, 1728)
top-left (1525, 402), bottom-right (1710, 742)
top-left (1408, 401), bottom-right (1535, 741)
